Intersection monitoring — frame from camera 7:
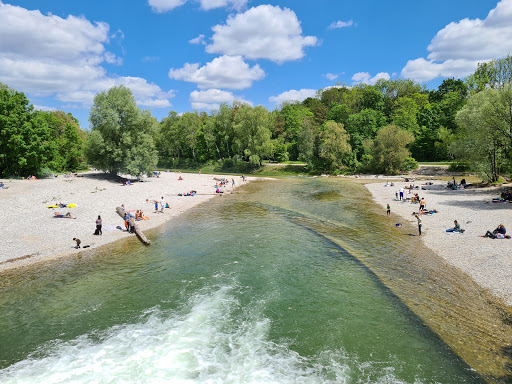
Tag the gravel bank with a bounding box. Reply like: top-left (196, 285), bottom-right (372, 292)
top-left (366, 180), bottom-right (512, 306)
top-left (0, 171), bottom-right (251, 271)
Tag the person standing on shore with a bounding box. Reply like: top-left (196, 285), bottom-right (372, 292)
top-left (160, 196), bottom-right (165, 213)
top-left (95, 215), bottom-right (102, 235)
top-left (399, 187), bottom-right (404, 201)
top-left (386, 203), bottom-right (391, 217)
top-left (419, 197), bottom-right (426, 213)
top-left (415, 214), bottom-right (422, 236)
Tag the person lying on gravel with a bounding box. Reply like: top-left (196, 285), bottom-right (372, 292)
top-left (54, 212), bottom-right (76, 219)
top-left (481, 224), bottom-right (509, 239)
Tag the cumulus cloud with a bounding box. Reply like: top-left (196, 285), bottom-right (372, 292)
top-left (0, 2), bottom-right (173, 108)
top-left (324, 73), bottom-right (339, 81)
top-left (351, 72), bottom-right (390, 85)
top-left (190, 88), bottom-right (240, 109)
top-left (206, 5), bottom-right (317, 63)
top-left (401, 0), bottom-right (512, 82)
top-left (169, 55), bottom-right (265, 89)
top-left (328, 20), bottom-right (353, 30)
top-left (269, 89), bottom-right (317, 104)
top-left (148, 0), bottom-right (187, 13)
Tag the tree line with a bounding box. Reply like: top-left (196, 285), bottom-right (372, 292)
top-left (2, 55), bottom-right (512, 180)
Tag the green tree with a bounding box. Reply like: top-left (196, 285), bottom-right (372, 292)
top-left (87, 86), bottom-right (158, 176)
top-left (453, 86), bottom-right (512, 182)
top-left (466, 55), bottom-right (512, 92)
top-left (232, 105), bottom-right (273, 165)
top-left (317, 121), bottom-right (351, 171)
top-left (391, 97), bottom-right (421, 133)
top-left (369, 125), bottom-right (414, 174)
top-left (0, 84), bottom-right (53, 176)
top-left (345, 108), bottom-right (387, 160)
top-left (278, 103), bottom-right (313, 160)
top-left (297, 116), bottom-right (318, 164)
top-left (37, 110), bottom-right (86, 171)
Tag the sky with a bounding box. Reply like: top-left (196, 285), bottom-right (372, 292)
top-left (0, 0), bottom-right (510, 128)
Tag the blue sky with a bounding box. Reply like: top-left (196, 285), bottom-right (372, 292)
top-left (0, 0), bottom-right (509, 128)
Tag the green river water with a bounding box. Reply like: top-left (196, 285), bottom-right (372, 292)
top-left (1, 178), bottom-right (511, 383)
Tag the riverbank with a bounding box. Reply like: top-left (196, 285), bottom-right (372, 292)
top-left (0, 171), bottom-right (252, 271)
top-left (365, 179), bottom-right (512, 306)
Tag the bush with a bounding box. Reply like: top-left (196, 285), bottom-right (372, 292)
top-left (249, 155), bottom-right (261, 168)
top-left (448, 160), bottom-right (470, 172)
top-left (401, 157), bottom-right (418, 171)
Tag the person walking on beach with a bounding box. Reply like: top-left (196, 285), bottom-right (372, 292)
top-left (386, 203), bottom-right (391, 217)
top-left (415, 214), bottom-right (422, 236)
top-left (95, 215), bottom-right (102, 235)
top-left (399, 187), bottom-right (404, 201)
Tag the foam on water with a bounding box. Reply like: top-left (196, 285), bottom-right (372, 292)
top-left (0, 283), bottom-right (411, 384)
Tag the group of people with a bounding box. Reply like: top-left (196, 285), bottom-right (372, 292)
top-left (492, 189), bottom-right (512, 202)
top-left (481, 224), bottom-right (509, 239)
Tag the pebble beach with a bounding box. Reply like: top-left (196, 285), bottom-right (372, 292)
top-left (0, 171), bottom-right (250, 271)
top-left (366, 179), bottom-right (512, 306)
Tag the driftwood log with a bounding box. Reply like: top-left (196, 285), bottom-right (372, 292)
top-left (116, 206), bottom-right (151, 245)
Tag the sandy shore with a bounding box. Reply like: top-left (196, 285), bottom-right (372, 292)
top-left (0, 171), bottom-right (251, 271)
top-left (366, 179), bottom-right (512, 306)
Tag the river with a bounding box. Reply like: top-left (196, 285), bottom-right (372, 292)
top-left (1, 178), bottom-right (511, 383)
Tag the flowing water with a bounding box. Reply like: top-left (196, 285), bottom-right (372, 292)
top-left (1, 178), bottom-right (511, 383)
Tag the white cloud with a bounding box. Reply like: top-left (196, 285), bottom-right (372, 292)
top-left (351, 72), bottom-right (390, 85)
top-left (0, 2), bottom-right (173, 108)
top-left (190, 88), bottom-right (237, 109)
top-left (401, 0), bottom-right (512, 82)
top-left (269, 89), bottom-right (317, 104)
top-left (206, 5), bottom-right (318, 63)
top-left (324, 73), bottom-right (339, 81)
top-left (401, 58), bottom-right (479, 83)
top-left (198, 0), bottom-right (248, 11)
top-left (148, 0), bottom-right (247, 13)
top-left (169, 55), bottom-right (265, 90)
top-left (189, 34), bottom-right (206, 45)
top-left (33, 104), bottom-right (58, 111)
top-left (148, 0), bottom-right (187, 13)
top-left (328, 20), bottom-right (353, 30)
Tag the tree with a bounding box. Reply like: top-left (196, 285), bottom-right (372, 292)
top-left (0, 84), bottom-right (53, 176)
top-left (453, 86), bottom-right (512, 182)
top-left (369, 125), bottom-right (414, 174)
top-left (87, 86), bottom-right (158, 176)
top-left (391, 97), bottom-right (421, 133)
top-left (278, 103), bottom-right (313, 160)
top-left (232, 104), bottom-right (273, 165)
top-left (466, 55), bottom-right (512, 92)
top-left (317, 121), bottom-right (351, 171)
top-left (345, 108), bottom-right (387, 160)
top-left (37, 110), bottom-right (86, 171)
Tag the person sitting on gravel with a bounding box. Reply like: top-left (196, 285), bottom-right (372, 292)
top-left (482, 224), bottom-right (508, 239)
top-left (446, 220), bottom-right (464, 233)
